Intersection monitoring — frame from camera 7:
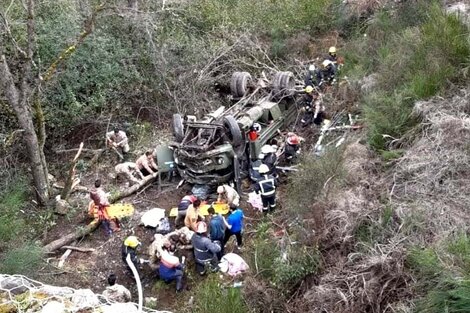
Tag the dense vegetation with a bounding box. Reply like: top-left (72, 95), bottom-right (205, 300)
top-left (1, 0), bottom-right (469, 312)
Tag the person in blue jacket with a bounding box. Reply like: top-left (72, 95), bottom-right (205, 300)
top-left (222, 204), bottom-right (244, 250)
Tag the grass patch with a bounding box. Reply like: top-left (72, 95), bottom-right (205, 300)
top-left (415, 279), bottom-right (470, 313)
top-left (191, 275), bottom-right (248, 313)
top-left (406, 247), bottom-right (444, 290)
top-left (0, 179), bottom-right (28, 245)
top-left (0, 243), bottom-right (44, 276)
top-left (285, 149), bottom-right (344, 214)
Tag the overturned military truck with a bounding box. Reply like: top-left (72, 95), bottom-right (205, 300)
top-left (169, 71), bottom-right (300, 187)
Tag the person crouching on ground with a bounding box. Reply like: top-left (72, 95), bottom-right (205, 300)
top-left (122, 236), bottom-right (143, 275)
top-left (216, 184), bottom-right (240, 206)
top-left (102, 273), bottom-right (131, 303)
top-left (222, 203), bottom-right (244, 251)
top-left (136, 150), bottom-right (158, 177)
top-left (191, 221), bottom-right (221, 275)
top-left (159, 243), bottom-right (185, 292)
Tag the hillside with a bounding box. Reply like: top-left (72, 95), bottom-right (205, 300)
top-left (1, 0), bottom-right (470, 312)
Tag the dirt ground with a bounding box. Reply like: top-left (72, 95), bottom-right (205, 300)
top-left (39, 152), bottom-right (262, 311)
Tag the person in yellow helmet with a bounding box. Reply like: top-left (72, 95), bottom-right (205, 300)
top-left (300, 86), bottom-right (321, 127)
top-left (122, 236), bottom-right (142, 274)
top-left (328, 46), bottom-right (337, 63)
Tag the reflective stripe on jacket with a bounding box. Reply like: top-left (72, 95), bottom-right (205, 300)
top-left (257, 174), bottom-right (276, 196)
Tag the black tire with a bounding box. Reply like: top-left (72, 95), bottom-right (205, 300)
top-left (230, 72), bottom-right (252, 98)
top-left (172, 113), bottom-right (184, 142)
top-left (223, 115), bottom-right (244, 155)
top-left (272, 71), bottom-right (294, 98)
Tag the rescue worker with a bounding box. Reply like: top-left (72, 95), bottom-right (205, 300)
top-left (136, 150), bottom-right (158, 177)
top-left (249, 157), bottom-right (263, 182)
top-left (207, 206), bottom-right (225, 259)
top-left (260, 145), bottom-right (277, 177)
top-left (102, 274), bottom-right (131, 303)
top-left (304, 64), bottom-right (322, 88)
top-left (248, 123), bottom-right (261, 141)
top-left (216, 184), bottom-right (240, 206)
top-left (89, 179), bottom-right (119, 234)
top-left (313, 96), bottom-right (326, 126)
top-left (191, 221), bottom-right (221, 275)
top-left (121, 236), bottom-right (142, 274)
top-left (106, 127), bottom-right (130, 155)
top-left (175, 191), bottom-right (197, 228)
top-left (159, 244), bottom-right (185, 292)
top-left (184, 199), bottom-right (204, 232)
top-left (300, 86), bottom-right (320, 127)
top-left (319, 59), bottom-right (337, 87)
top-left (284, 132), bottom-right (304, 163)
top-left (114, 162), bottom-right (143, 185)
top-left (327, 46), bottom-right (337, 63)
top-left (255, 164), bottom-right (278, 214)
top-left (222, 204), bottom-right (244, 250)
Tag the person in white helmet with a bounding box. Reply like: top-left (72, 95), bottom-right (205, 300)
top-left (216, 184), bottom-right (240, 206)
top-left (320, 59), bottom-right (337, 87)
top-left (191, 221), bottom-right (221, 275)
top-left (259, 145), bottom-right (277, 176)
top-left (254, 164), bottom-right (278, 214)
top-left (304, 64), bottom-right (322, 88)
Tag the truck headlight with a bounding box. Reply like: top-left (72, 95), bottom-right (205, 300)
top-left (216, 157), bottom-right (224, 165)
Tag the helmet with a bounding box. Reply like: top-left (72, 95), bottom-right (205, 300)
top-left (252, 122), bottom-right (261, 132)
top-left (287, 134), bottom-right (300, 145)
top-left (124, 236), bottom-right (141, 248)
top-left (217, 185), bottom-right (224, 194)
top-left (259, 164), bottom-right (270, 174)
top-left (261, 145), bottom-right (275, 154)
top-left (258, 153), bottom-right (265, 160)
top-left (196, 221), bottom-right (207, 233)
top-left (329, 46), bottom-right (336, 54)
top-left (308, 64), bottom-right (316, 72)
top-left (322, 60), bottom-right (332, 69)
top-left (305, 86), bottom-right (314, 94)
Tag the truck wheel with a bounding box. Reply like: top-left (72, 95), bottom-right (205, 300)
top-left (230, 72), bottom-right (252, 98)
top-left (172, 113), bottom-right (184, 142)
top-left (223, 115), bottom-right (244, 154)
top-left (273, 71), bottom-right (295, 97)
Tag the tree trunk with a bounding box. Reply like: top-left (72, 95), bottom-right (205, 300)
top-left (43, 221), bottom-right (100, 253)
top-left (0, 56), bottom-right (50, 205)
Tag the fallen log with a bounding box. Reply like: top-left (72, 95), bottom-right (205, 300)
top-left (43, 221), bottom-right (99, 254)
top-left (109, 173), bottom-right (157, 203)
top-left (60, 246), bottom-right (96, 253)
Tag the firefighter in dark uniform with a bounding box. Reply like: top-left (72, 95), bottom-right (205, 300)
top-left (304, 64), bottom-right (322, 88)
top-left (255, 164), bottom-right (278, 214)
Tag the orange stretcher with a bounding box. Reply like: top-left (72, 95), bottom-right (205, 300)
top-left (169, 202), bottom-right (229, 217)
top-left (88, 201), bottom-right (135, 220)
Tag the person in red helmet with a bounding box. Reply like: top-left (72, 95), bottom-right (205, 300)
top-left (284, 132), bottom-right (304, 163)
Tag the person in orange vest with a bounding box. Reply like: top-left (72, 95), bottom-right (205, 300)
top-left (159, 243), bottom-right (185, 292)
top-left (89, 179), bottom-right (120, 234)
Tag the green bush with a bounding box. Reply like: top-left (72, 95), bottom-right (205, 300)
top-left (272, 246), bottom-right (319, 290)
top-left (192, 276), bottom-right (248, 313)
top-left (0, 243), bottom-right (44, 276)
top-left (345, 1), bottom-right (470, 151)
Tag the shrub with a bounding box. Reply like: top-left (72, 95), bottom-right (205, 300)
top-left (272, 246), bottom-right (319, 290)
